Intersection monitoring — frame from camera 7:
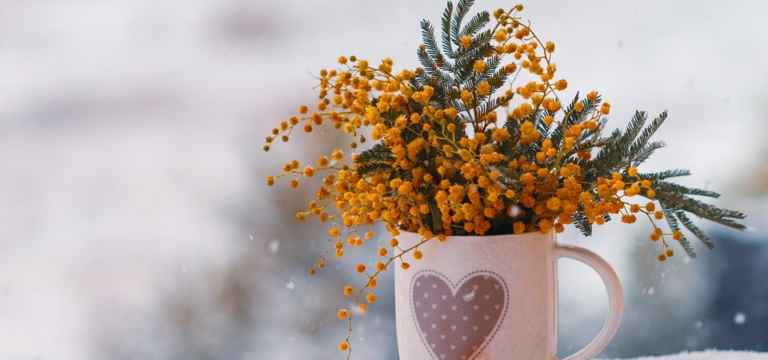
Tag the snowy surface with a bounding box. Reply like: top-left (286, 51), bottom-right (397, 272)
top-left (611, 351), bottom-right (768, 359)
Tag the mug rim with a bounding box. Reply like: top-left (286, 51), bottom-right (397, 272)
top-left (398, 230), bottom-right (554, 242)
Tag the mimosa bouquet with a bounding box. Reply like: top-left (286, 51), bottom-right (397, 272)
top-left (262, 1), bottom-right (746, 356)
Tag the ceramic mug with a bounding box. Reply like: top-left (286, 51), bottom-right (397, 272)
top-left (395, 231), bottom-right (623, 360)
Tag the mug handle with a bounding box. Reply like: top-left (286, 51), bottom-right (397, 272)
top-left (554, 244), bottom-right (624, 360)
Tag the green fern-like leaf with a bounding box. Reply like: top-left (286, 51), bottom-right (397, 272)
top-left (460, 10), bottom-right (490, 38)
top-left (639, 169), bottom-right (691, 181)
top-left (573, 210), bottom-right (593, 236)
top-left (654, 181), bottom-right (720, 198)
top-left (662, 205), bottom-right (697, 257)
top-left (355, 143), bottom-right (394, 176)
top-left (629, 111), bottom-right (667, 159)
top-left (440, 2), bottom-right (456, 58)
top-left (631, 141), bottom-right (665, 166)
top-left (451, 0), bottom-right (476, 47)
top-left (675, 211), bottom-right (714, 249)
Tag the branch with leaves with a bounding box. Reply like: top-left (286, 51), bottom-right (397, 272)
top-left (260, 1), bottom-right (746, 357)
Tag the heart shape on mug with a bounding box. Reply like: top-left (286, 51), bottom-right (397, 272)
top-left (410, 270), bottom-right (509, 360)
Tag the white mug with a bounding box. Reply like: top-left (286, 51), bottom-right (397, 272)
top-left (395, 231), bottom-right (623, 360)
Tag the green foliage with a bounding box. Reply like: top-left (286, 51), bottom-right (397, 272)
top-left (662, 206), bottom-right (697, 257)
top-left (440, 2), bottom-right (456, 58)
top-left (416, 0), bottom-right (501, 121)
top-left (569, 103), bottom-right (746, 255)
top-left (356, 143), bottom-right (394, 176)
top-left (356, 0), bottom-right (746, 257)
top-left (573, 211), bottom-right (593, 236)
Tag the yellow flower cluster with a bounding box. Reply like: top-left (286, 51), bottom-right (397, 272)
top-left (262, 3), bottom-right (688, 357)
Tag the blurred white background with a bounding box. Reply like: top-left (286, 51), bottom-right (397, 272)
top-left (0, 0), bottom-right (766, 359)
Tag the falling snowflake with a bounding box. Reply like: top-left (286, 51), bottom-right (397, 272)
top-left (268, 239), bottom-right (280, 254)
top-left (352, 303), bottom-right (367, 315)
top-left (507, 206), bottom-right (523, 218)
top-left (285, 280), bottom-right (296, 290)
top-left (734, 312), bottom-right (746, 325)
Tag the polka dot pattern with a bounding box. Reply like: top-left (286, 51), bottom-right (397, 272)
top-left (410, 270), bottom-right (508, 360)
